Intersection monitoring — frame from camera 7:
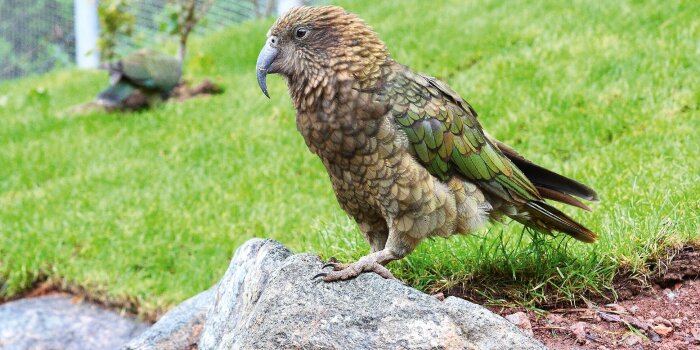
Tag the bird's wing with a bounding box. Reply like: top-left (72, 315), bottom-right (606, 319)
top-left (388, 68), bottom-right (541, 204)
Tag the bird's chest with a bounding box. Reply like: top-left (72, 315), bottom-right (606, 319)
top-left (296, 110), bottom-right (382, 162)
top-left (297, 110), bottom-right (408, 212)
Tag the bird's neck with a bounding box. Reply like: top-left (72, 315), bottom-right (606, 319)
top-left (290, 59), bottom-right (393, 161)
top-left (289, 56), bottom-right (392, 114)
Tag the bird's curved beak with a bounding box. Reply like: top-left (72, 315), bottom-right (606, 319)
top-left (256, 38), bottom-right (279, 98)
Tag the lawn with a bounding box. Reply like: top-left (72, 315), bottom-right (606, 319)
top-left (1, 0), bottom-right (698, 318)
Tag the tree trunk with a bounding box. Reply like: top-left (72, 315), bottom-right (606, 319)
top-left (177, 0), bottom-right (197, 64)
top-left (251, 0), bottom-right (261, 19)
top-left (264, 0), bottom-right (276, 17)
top-left (178, 35), bottom-right (188, 64)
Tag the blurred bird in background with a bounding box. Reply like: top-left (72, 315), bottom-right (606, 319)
top-left (96, 48), bottom-right (182, 110)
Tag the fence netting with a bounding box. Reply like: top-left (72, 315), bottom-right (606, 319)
top-left (0, 0), bottom-right (286, 80)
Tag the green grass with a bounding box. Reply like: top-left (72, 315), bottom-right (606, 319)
top-left (1, 0), bottom-right (698, 317)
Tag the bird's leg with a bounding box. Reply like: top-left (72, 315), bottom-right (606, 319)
top-left (361, 219), bottom-right (389, 253)
top-left (316, 249), bottom-right (399, 281)
top-left (314, 228), bottom-right (418, 282)
top-left (317, 218), bottom-right (389, 272)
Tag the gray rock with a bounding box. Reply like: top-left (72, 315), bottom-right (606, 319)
top-left (0, 294), bottom-right (147, 350)
top-left (199, 239), bottom-right (547, 350)
top-left (120, 287), bottom-right (216, 350)
top-left (121, 238), bottom-right (290, 350)
top-left (199, 238), bottom-right (292, 349)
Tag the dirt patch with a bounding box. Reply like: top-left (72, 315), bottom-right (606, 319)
top-left (491, 247), bottom-right (700, 349)
top-left (609, 245), bottom-right (700, 302)
top-left (172, 79), bottom-right (224, 101)
top-left (495, 278), bottom-right (700, 349)
top-left (653, 246), bottom-right (700, 287)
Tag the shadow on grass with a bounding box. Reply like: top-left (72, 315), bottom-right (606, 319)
top-left (392, 226), bottom-right (693, 310)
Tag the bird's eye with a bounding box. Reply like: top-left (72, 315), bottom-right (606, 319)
top-left (295, 28), bottom-right (308, 39)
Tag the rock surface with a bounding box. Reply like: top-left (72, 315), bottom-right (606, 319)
top-left (198, 238), bottom-right (293, 349)
top-left (0, 294), bottom-right (146, 350)
top-left (121, 287), bottom-right (215, 350)
top-left (198, 238), bottom-right (546, 350)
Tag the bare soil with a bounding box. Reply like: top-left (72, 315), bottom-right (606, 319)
top-left (492, 247), bottom-right (700, 349)
top-left (172, 79), bottom-right (224, 101)
top-left (493, 278), bottom-right (700, 349)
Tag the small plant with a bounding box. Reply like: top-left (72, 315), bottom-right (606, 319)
top-left (161, 0), bottom-right (215, 64)
top-left (97, 0), bottom-right (135, 61)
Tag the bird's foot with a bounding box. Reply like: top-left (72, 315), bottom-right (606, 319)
top-left (313, 256), bottom-right (395, 282)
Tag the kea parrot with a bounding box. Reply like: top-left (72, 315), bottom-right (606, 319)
top-left (256, 6), bottom-right (600, 282)
top-left (97, 49), bottom-right (182, 109)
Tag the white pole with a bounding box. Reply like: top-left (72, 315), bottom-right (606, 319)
top-left (74, 0), bottom-right (100, 68)
top-left (277, 0), bottom-right (303, 16)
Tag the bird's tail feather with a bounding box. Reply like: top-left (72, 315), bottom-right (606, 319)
top-left (97, 81), bottom-right (134, 106)
top-left (515, 201), bottom-right (597, 243)
top-left (494, 140), bottom-right (599, 207)
top-left (536, 186), bottom-right (592, 211)
top-left (488, 140), bottom-right (598, 242)
top-left (509, 155), bottom-right (599, 202)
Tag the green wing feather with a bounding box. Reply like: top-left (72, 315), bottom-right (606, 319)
top-left (388, 67), bottom-right (540, 204)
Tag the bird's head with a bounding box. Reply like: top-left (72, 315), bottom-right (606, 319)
top-left (256, 6), bottom-right (388, 98)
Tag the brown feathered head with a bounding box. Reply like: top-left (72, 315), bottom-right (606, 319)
top-left (256, 6), bottom-right (388, 98)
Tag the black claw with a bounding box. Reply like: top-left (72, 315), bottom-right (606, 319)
top-left (311, 272), bottom-right (328, 280)
top-left (322, 262), bottom-right (336, 269)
